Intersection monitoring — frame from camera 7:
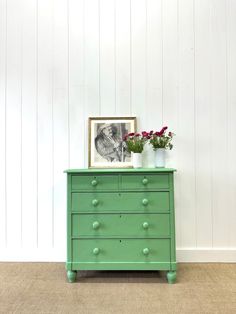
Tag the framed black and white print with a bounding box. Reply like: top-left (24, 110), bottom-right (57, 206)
top-left (88, 117), bottom-right (137, 168)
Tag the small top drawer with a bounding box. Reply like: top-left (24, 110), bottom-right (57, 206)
top-left (121, 174), bottom-right (169, 190)
top-left (71, 175), bottom-right (118, 191)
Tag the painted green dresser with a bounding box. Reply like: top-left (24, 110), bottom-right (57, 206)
top-left (64, 168), bottom-right (177, 283)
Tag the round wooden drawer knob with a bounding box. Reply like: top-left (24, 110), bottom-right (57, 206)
top-left (93, 248), bottom-right (100, 255)
top-left (142, 198), bottom-right (149, 206)
top-left (142, 178), bottom-right (148, 185)
top-left (143, 248), bottom-right (149, 255)
top-left (91, 180), bottom-right (98, 186)
top-left (142, 222), bottom-right (149, 229)
top-left (92, 221), bottom-right (100, 230)
top-left (92, 199), bottom-right (99, 206)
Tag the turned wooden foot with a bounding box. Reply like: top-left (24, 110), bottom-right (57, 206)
top-left (167, 271), bottom-right (176, 284)
top-left (67, 270), bottom-right (77, 283)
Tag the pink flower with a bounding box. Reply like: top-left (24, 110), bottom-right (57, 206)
top-left (128, 132), bottom-right (134, 136)
top-left (135, 133), bottom-right (140, 137)
top-left (159, 126), bottom-right (168, 136)
top-left (149, 130), bottom-right (154, 135)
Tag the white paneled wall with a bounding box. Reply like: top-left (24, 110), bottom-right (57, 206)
top-left (0, 0), bottom-right (236, 261)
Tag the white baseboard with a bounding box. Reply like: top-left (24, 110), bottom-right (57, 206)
top-left (0, 248), bottom-right (236, 262)
top-left (177, 248), bottom-right (236, 262)
top-left (0, 248), bottom-right (65, 262)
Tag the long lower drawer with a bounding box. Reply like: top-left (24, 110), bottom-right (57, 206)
top-left (72, 213), bottom-right (170, 237)
top-left (72, 239), bottom-right (170, 263)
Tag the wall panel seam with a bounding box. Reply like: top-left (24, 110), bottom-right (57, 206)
top-left (67, 0), bottom-right (70, 168)
top-left (113, 0), bottom-right (116, 115)
top-left (209, 0), bottom-right (213, 248)
top-left (145, 0), bottom-right (147, 127)
top-left (83, 0), bottom-right (86, 167)
top-left (98, 0), bottom-right (101, 115)
top-left (193, 0), bottom-right (197, 248)
top-left (225, 0), bottom-right (229, 248)
top-left (36, 0), bottom-right (39, 248)
top-left (4, 0), bottom-right (8, 248)
top-left (51, 0), bottom-right (55, 248)
top-left (161, 0), bottom-right (163, 125)
top-left (130, 0), bottom-right (132, 115)
top-left (20, 0), bottom-right (23, 248)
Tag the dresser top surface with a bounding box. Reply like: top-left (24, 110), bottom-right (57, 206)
top-left (64, 168), bottom-right (176, 174)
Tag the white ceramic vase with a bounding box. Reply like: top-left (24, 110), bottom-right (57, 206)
top-left (155, 148), bottom-right (166, 168)
top-left (142, 144), bottom-right (155, 168)
top-left (132, 153), bottom-right (142, 168)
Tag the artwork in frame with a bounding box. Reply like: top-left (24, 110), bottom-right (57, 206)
top-left (88, 117), bottom-right (137, 168)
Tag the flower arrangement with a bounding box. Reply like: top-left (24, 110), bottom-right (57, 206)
top-left (149, 126), bottom-right (174, 150)
top-left (123, 132), bottom-right (147, 153)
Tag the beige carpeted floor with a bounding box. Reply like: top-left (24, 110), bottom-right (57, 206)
top-left (0, 263), bottom-right (236, 314)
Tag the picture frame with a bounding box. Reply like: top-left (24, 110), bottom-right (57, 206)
top-left (88, 117), bottom-right (137, 168)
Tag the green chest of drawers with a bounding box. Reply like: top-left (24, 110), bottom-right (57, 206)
top-left (65, 168), bottom-right (177, 284)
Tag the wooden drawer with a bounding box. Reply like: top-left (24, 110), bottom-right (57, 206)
top-left (71, 175), bottom-right (118, 191)
top-left (121, 174), bottom-right (169, 190)
top-left (72, 213), bottom-right (170, 238)
top-left (71, 192), bottom-right (170, 212)
top-left (72, 239), bottom-right (170, 263)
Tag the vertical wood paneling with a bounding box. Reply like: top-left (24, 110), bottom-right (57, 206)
top-left (228, 0), bottom-right (236, 247)
top-left (146, 0), bottom-right (163, 130)
top-left (143, 0), bottom-right (163, 168)
top-left (115, 0), bottom-right (131, 115)
top-left (0, 0), bottom-right (7, 247)
top-left (178, 0), bottom-right (196, 247)
top-left (5, 0), bottom-right (22, 248)
top-left (162, 0), bottom-right (179, 178)
top-left (162, 0), bottom-right (178, 132)
top-left (210, 0), bottom-right (228, 247)
top-left (162, 0), bottom-right (180, 245)
top-left (130, 0), bottom-right (147, 130)
top-left (52, 0), bottom-right (68, 250)
top-left (68, 0), bottom-right (85, 168)
top-left (21, 0), bottom-right (37, 248)
top-left (0, 0), bottom-right (236, 261)
top-left (84, 0), bottom-right (100, 167)
top-left (100, 0), bottom-right (116, 115)
top-left (84, 0), bottom-right (100, 114)
top-left (195, 0), bottom-right (212, 247)
top-left (37, 0), bottom-right (53, 248)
